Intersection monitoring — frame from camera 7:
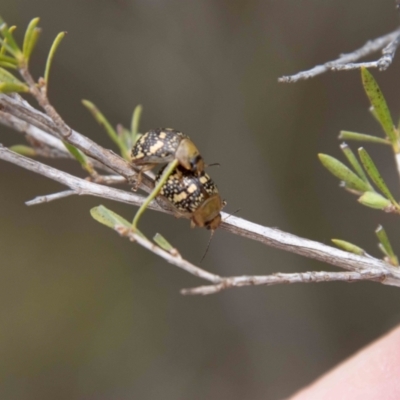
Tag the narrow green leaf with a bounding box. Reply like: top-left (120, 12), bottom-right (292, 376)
top-left (358, 191), bottom-right (392, 210)
top-left (90, 205), bottom-right (131, 229)
top-left (0, 61), bottom-right (17, 69)
top-left (340, 143), bottom-right (371, 188)
top-left (331, 239), bottom-right (365, 256)
top-left (339, 131), bottom-right (390, 145)
top-left (0, 36), bottom-right (7, 55)
top-left (9, 144), bottom-right (36, 157)
top-left (0, 66), bottom-right (23, 84)
top-left (117, 124), bottom-right (133, 150)
top-left (361, 68), bottom-right (397, 148)
top-left (0, 82), bottom-right (29, 93)
top-left (82, 99), bottom-right (129, 159)
top-left (44, 31), bottom-right (66, 89)
top-left (375, 225), bottom-right (399, 266)
top-left (131, 104), bottom-right (143, 144)
top-left (63, 142), bottom-right (91, 172)
top-left (358, 147), bottom-right (399, 207)
top-left (0, 22), bottom-right (21, 57)
top-left (22, 17), bottom-right (40, 62)
top-left (153, 233), bottom-right (175, 252)
top-left (318, 153), bottom-right (370, 192)
top-left (0, 54), bottom-right (17, 65)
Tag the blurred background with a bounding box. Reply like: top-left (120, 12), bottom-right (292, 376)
top-left (1, 1), bottom-right (400, 399)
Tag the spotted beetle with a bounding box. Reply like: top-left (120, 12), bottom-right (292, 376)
top-left (155, 164), bottom-right (225, 231)
top-left (131, 128), bottom-right (204, 188)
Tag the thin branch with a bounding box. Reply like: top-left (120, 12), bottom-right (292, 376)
top-left (0, 93), bottom-right (158, 192)
top-left (0, 145), bottom-right (167, 213)
top-left (181, 270), bottom-right (388, 296)
top-left (26, 189), bottom-right (76, 205)
top-left (279, 28), bottom-right (400, 83)
top-left (1, 145), bottom-right (400, 296)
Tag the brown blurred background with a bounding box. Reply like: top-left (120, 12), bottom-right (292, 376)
top-left (1, 1), bottom-right (400, 399)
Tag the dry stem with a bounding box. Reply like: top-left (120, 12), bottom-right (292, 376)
top-left (279, 28), bottom-right (400, 83)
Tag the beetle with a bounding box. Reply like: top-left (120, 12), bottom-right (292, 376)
top-left (131, 128), bottom-right (204, 188)
top-left (155, 164), bottom-right (225, 231)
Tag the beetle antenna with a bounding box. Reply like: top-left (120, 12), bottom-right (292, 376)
top-left (222, 208), bottom-right (241, 222)
top-left (206, 162), bottom-right (221, 168)
top-left (200, 230), bottom-right (215, 264)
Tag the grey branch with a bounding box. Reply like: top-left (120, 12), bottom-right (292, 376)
top-left (1, 144), bottom-right (399, 295)
top-left (279, 27), bottom-right (400, 83)
top-left (1, 87), bottom-right (400, 294)
top-left (26, 189), bottom-right (77, 205)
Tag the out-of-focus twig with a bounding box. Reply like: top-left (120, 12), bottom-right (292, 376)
top-left (279, 28), bottom-right (400, 83)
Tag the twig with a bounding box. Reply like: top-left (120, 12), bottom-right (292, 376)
top-left (279, 28), bottom-right (400, 83)
top-left (26, 189), bottom-right (77, 205)
top-left (0, 94), bottom-right (157, 193)
top-left (0, 145), bottom-right (166, 213)
top-left (181, 270), bottom-right (387, 295)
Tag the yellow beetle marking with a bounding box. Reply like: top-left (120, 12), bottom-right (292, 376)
top-left (187, 183), bottom-right (197, 193)
top-left (149, 140), bottom-right (164, 153)
top-left (173, 192), bottom-right (189, 202)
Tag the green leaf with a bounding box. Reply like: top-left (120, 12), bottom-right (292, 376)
top-left (318, 153), bottom-right (370, 192)
top-left (339, 143), bottom-right (372, 188)
top-left (361, 68), bottom-right (397, 148)
top-left (9, 144), bottom-right (36, 157)
top-left (0, 54), bottom-right (17, 65)
top-left (131, 104), bottom-right (143, 144)
top-left (0, 66), bottom-right (23, 84)
top-left (331, 239), bottom-right (365, 256)
top-left (117, 124), bottom-right (133, 150)
top-left (82, 99), bottom-right (129, 159)
top-left (339, 131), bottom-right (390, 145)
top-left (358, 191), bottom-right (392, 210)
top-left (22, 17), bottom-right (40, 63)
top-left (44, 31), bottom-right (66, 88)
top-left (0, 61), bottom-right (17, 69)
top-left (358, 147), bottom-right (399, 208)
top-left (63, 142), bottom-right (92, 173)
top-left (90, 205), bottom-right (131, 230)
top-left (375, 225), bottom-right (399, 266)
top-left (153, 233), bottom-right (175, 252)
top-left (0, 82), bottom-right (29, 93)
top-left (0, 22), bottom-right (21, 57)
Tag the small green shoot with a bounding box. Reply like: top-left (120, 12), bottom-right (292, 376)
top-left (0, 82), bottom-right (29, 93)
top-left (375, 225), bottom-right (398, 266)
top-left (361, 68), bottom-right (398, 150)
top-left (44, 31), bottom-right (66, 88)
top-left (331, 239), bottom-right (365, 256)
top-left (358, 191), bottom-right (392, 210)
top-left (0, 66), bottom-right (24, 85)
top-left (63, 142), bottom-right (93, 174)
top-left (82, 99), bottom-right (129, 160)
top-left (117, 124), bottom-right (133, 151)
top-left (91, 205), bottom-right (146, 239)
top-left (153, 233), bottom-right (177, 253)
top-left (22, 17), bottom-right (40, 64)
top-left (318, 153), bottom-right (370, 192)
top-left (131, 104), bottom-right (143, 144)
top-left (340, 143), bottom-right (372, 188)
top-left (358, 147), bottom-right (400, 209)
top-left (9, 144), bottom-right (36, 157)
top-left (132, 159), bottom-right (179, 230)
top-left (339, 131), bottom-right (390, 145)
top-left (90, 205), bottom-right (131, 229)
top-left (0, 21), bottom-right (21, 58)
top-left (0, 54), bottom-right (17, 66)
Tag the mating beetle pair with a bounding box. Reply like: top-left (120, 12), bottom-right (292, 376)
top-left (131, 128), bottom-right (225, 232)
